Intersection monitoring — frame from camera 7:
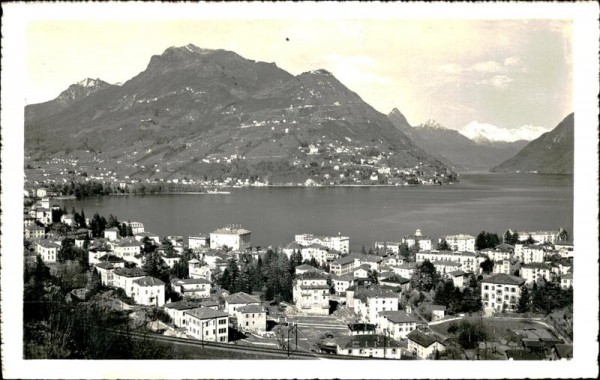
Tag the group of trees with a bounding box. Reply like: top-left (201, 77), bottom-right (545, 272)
top-left (432, 277), bottom-right (482, 315)
top-left (517, 279), bottom-right (573, 314)
top-left (88, 213), bottom-right (133, 238)
top-left (410, 260), bottom-right (440, 292)
top-left (217, 250), bottom-right (294, 302)
top-left (475, 231), bottom-right (500, 250)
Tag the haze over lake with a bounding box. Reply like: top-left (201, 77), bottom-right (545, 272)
top-left (60, 173), bottom-right (573, 250)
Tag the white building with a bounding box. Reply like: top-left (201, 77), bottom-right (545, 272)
top-left (132, 276), bottom-right (165, 307)
top-left (293, 272), bottom-right (330, 316)
top-left (113, 238), bottom-right (141, 261)
top-left (493, 259), bottom-right (515, 275)
top-left (554, 241), bottom-right (574, 259)
top-left (104, 227), bottom-right (120, 241)
top-left (188, 235), bottom-right (209, 250)
top-left (112, 267), bottom-right (147, 297)
top-left (560, 273), bottom-right (573, 289)
top-left (25, 225), bottom-right (45, 240)
top-left (234, 304), bottom-right (267, 333)
top-left (124, 221), bottom-right (145, 234)
top-left (514, 244), bottom-right (544, 264)
top-left (353, 288), bottom-right (399, 323)
top-left (184, 307), bottom-right (229, 343)
top-left (520, 263), bottom-right (553, 285)
top-left (336, 335), bottom-right (401, 359)
top-left (36, 240), bottom-right (60, 263)
top-left (330, 256), bottom-right (356, 276)
top-left (376, 310), bottom-right (419, 340)
top-left (416, 250), bottom-right (482, 273)
top-left (402, 229), bottom-right (433, 251)
top-left (392, 262), bottom-right (418, 279)
top-left (164, 300), bottom-right (204, 328)
top-left (224, 292), bottom-right (261, 314)
top-left (188, 259), bottom-right (212, 281)
top-left (441, 234), bottom-right (476, 252)
top-left (171, 278), bottom-right (211, 299)
top-left (331, 274), bottom-right (355, 294)
top-left (481, 273), bottom-right (525, 312)
top-left (516, 229), bottom-right (562, 244)
top-left (134, 232), bottom-right (160, 245)
top-left (374, 242), bottom-right (401, 254)
top-left (407, 330), bottom-right (446, 359)
top-left (210, 226), bottom-right (251, 251)
top-left (295, 233), bottom-right (349, 254)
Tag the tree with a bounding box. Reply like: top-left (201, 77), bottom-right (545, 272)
top-left (558, 228), bottom-right (569, 242)
top-left (399, 243), bottom-right (410, 262)
top-left (457, 321), bottom-right (487, 350)
top-left (410, 260), bottom-right (440, 292)
top-left (503, 230), bottom-right (519, 245)
top-left (361, 245), bottom-right (367, 255)
top-left (87, 268), bottom-right (103, 296)
top-left (142, 251), bottom-right (170, 284)
top-left (479, 258), bottom-right (494, 274)
top-left (517, 286), bottom-right (531, 313)
top-left (437, 240), bottom-right (450, 251)
top-left (409, 241), bottom-right (421, 254)
top-left (475, 231), bottom-right (500, 250)
top-left (525, 234), bottom-right (536, 244)
top-left (368, 269), bottom-right (379, 284)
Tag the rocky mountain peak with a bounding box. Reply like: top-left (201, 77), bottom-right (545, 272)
top-left (418, 119), bottom-right (446, 130)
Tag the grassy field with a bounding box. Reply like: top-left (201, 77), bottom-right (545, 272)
top-left (431, 317), bottom-right (544, 342)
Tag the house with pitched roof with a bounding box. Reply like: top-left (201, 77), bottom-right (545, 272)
top-left (234, 304), bottom-right (267, 333)
top-left (440, 234), bottom-right (475, 252)
top-left (448, 270), bottom-right (468, 288)
top-left (352, 287), bottom-right (399, 323)
top-left (336, 334), bottom-right (401, 359)
top-left (330, 255), bottom-right (356, 276)
top-left (377, 310), bottom-right (419, 340)
top-left (560, 273), bottom-right (573, 289)
top-left (104, 227), bottom-right (120, 241)
top-left (36, 240), bottom-right (60, 263)
top-left (25, 225), bottom-right (45, 240)
top-left (331, 273), bottom-right (355, 295)
top-left (379, 275), bottom-right (410, 292)
top-left (407, 330), bottom-right (446, 359)
top-left (134, 231), bottom-right (160, 245)
top-left (210, 226), bottom-right (251, 251)
top-left (132, 276), bottom-right (165, 307)
top-left (293, 271), bottom-right (330, 316)
top-left (164, 300), bottom-right (204, 327)
top-left (520, 262), bottom-right (553, 285)
top-left (481, 273), bottom-right (526, 312)
top-left (171, 277), bottom-right (211, 299)
top-left (113, 238), bottom-right (141, 261)
top-left (184, 307), bottom-right (229, 342)
top-left (224, 292), bottom-right (261, 314)
top-left (112, 267), bottom-right (147, 297)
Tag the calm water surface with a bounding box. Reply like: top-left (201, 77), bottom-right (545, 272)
top-left (61, 173), bottom-right (573, 250)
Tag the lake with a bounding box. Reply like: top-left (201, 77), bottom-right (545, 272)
top-left (59, 173), bottom-right (573, 251)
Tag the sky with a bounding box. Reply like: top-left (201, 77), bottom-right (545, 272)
top-left (23, 6), bottom-right (572, 138)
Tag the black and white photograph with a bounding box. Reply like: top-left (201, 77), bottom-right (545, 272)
top-left (1, 2), bottom-right (598, 379)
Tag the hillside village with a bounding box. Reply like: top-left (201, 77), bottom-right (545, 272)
top-left (24, 191), bottom-right (573, 360)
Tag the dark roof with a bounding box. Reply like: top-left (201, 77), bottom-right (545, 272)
top-left (185, 307), bottom-right (229, 320)
top-left (113, 267), bottom-right (147, 278)
top-left (431, 304), bottom-right (446, 312)
top-left (407, 331), bottom-right (442, 348)
top-left (379, 310), bottom-right (419, 324)
top-left (354, 287), bottom-right (397, 303)
top-left (331, 273), bottom-right (355, 282)
top-left (337, 334), bottom-right (401, 349)
top-left (448, 270), bottom-right (467, 277)
top-left (296, 271), bottom-right (329, 281)
top-left (333, 256), bottom-right (355, 266)
top-left (97, 254), bottom-right (126, 263)
top-left (348, 323), bottom-right (376, 332)
top-left (380, 275), bottom-right (410, 285)
top-left (553, 344), bottom-right (573, 359)
top-left (165, 300), bottom-right (203, 311)
top-left (227, 292), bottom-right (260, 305)
top-left (237, 304), bottom-right (266, 314)
top-left (482, 273), bottom-right (526, 286)
top-left (295, 264), bottom-right (317, 271)
top-left (133, 276), bottom-right (165, 286)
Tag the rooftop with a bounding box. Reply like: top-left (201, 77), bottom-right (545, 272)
top-left (164, 300), bottom-right (204, 311)
top-left (227, 292), bottom-right (261, 305)
top-left (521, 262), bottom-right (552, 270)
top-left (212, 227), bottom-right (251, 235)
top-left (333, 256), bottom-right (355, 266)
top-left (482, 273), bottom-right (526, 286)
top-left (237, 304), bottom-right (266, 314)
top-left (172, 278), bottom-right (211, 285)
top-left (337, 334), bottom-right (401, 349)
top-left (185, 307), bottom-right (229, 320)
top-left (379, 310), bottom-right (419, 324)
top-left (133, 276), bottom-right (165, 287)
top-left (113, 267), bottom-right (147, 278)
top-left (380, 275), bottom-right (410, 285)
top-left (348, 323), bottom-right (376, 332)
top-left (407, 330), bottom-right (442, 348)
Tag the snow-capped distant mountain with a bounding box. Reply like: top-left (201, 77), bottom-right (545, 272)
top-left (460, 121), bottom-right (548, 143)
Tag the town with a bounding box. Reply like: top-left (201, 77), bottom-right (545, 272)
top-left (24, 190), bottom-right (573, 360)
